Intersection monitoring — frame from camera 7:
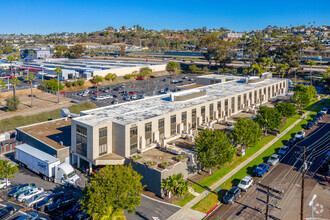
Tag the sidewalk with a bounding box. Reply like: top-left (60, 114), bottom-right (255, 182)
top-left (168, 101), bottom-right (323, 220)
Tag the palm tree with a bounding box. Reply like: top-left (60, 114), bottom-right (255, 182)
top-left (249, 63), bottom-right (265, 76)
top-left (54, 67), bottom-right (62, 103)
top-left (305, 59), bottom-right (316, 85)
top-left (10, 77), bottom-right (21, 97)
top-left (0, 79), bottom-right (6, 93)
top-left (6, 55), bottom-right (19, 76)
top-left (161, 178), bottom-right (172, 196)
top-left (92, 206), bottom-right (126, 220)
top-left (25, 73), bottom-right (36, 107)
top-left (28, 51), bottom-right (35, 75)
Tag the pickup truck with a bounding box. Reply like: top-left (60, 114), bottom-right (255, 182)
top-left (253, 163), bottom-right (270, 177)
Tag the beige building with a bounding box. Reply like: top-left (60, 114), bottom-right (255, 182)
top-left (71, 73), bottom-right (288, 170)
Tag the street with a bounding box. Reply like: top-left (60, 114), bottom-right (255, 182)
top-left (206, 114), bottom-right (330, 220)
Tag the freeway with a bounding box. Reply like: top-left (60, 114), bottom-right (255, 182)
top-left (206, 114), bottom-right (330, 220)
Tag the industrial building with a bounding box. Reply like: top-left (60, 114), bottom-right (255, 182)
top-left (70, 73), bottom-right (288, 170)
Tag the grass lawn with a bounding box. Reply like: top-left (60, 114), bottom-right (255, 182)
top-left (192, 98), bottom-right (329, 213)
top-left (0, 101), bottom-right (97, 131)
top-left (173, 194), bottom-right (196, 207)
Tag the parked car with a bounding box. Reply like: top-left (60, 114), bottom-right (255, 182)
top-left (93, 91), bottom-right (98, 95)
top-left (305, 122), bottom-right (314, 130)
top-left (112, 94), bottom-right (117, 98)
top-left (63, 203), bottom-right (82, 219)
top-left (47, 194), bottom-right (76, 212)
top-left (9, 183), bottom-right (36, 198)
top-left (123, 96), bottom-right (130, 101)
top-left (136, 77), bottom-right (144, 80)
top-left (121, 84), bottom-right (125, 88)
top-left (253, 163), bottom-right (270, 177)
top-left (223, 187), bottom-right (241, 204)
top-left (34, 192), bottom-right (65, 212)
top-left (112, 99), bottom-right (119, 105)
top-left (18, 187), bottom-right (44, 203)
top-left (237, 176), bottom-right (253, 192)
top-left (113, 87), bottom-right (120, 91)
top-left (0, 206), bottom-right (16, 219)
top-left (267, 154), bottom-right (281, 166)
top-left (0, 178), bottom-right (11, 189)
top-left (295, 131), bottom-right (305, 139)
top-left (278, 146), bottom-right (289, 155)
top-left (321, 107), bottom-right (328, 114)
top-left (287, 137), bottom-right (297, 146)
top-left (71, 100), bottom-right (80, 104)
top-left (77, 91), bottom-right (83, 96)
top-left (59, 91), bottom-right (65, 95)
top-left (129, 91), bottom-right (135, 95)
top-left (26, 192), bottom-right (52, 208)
top-left (131, 94), bottom-right (137, 100)
top-left (14, 213), bottom-right (38, 220)
top-left (74, 212), bottom-right (88, 220)
top-left (89, 90), bottom-right (94, 94)
top-left (163, 78), bottom-right (166, 82)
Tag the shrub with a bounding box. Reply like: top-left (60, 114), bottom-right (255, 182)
top-left (161, 173), bottom-right (189, 197)
top-left (65, 81), bottom-right (72, 88)
top-left (160, 161), bottom-right (173, 167)
top-left (189, 65), bottom-right (201, 73)
top-left (132, 155), bottom-right (142, 160)
top-left (6, 96), bottom-right (20, 111)
top-left (40, 79), bottom-right (64, 91)
top-left (76, 79), bottom-right (85, 86)
top-left (124, 74), bottom-right (133, 80)
top-left (275, 102), bottom-right (297, 117)
top-left (167, 62), bottom-right (181, 72)
top-left (146, 161), bottom-right (157, 166)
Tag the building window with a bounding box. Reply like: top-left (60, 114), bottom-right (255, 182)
top-left (99, 144), bottom-right (107, 156)
top-left (217, 101), bottom-right (221, 118)
top-left (209, 104), bottom-right (214, 120)
top-left (201, 106), bottom-right (205, 123)
top-left (249, 92), bottom-right (252, 104)
top-left (268, 87), bottom-right (271, 99)
top-left (231, 97), bottom-right (235, 113)
top-left (130, 127), bottom-right (138, 154)
top-left (145, 123), bottom-right (152, 133)
top-left (254, 91), bottom-right (257, 104)
top-left (192, 109), bottom-right (197, 129)
top-left (225, 99), bottom-right (228, 111)
top-left (244, 94), bottom-right (247, 105)
top-left (171, 115), bottom-right (176, 136)
top-left (158, 119), bottom-right (165, 139)
top-left (99, 127), bottom-right (107, 156)
top-left (238, 95), bottom-right (241, 110)
top-left (181, 112), bottom-right (187, 121)
top-left (76, 125), bottom-right (87, 157)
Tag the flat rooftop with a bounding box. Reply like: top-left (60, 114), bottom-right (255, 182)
top-left (76, 75), bottom-right (286, 126)
top-left (18, 118), bottom-right (71, 150)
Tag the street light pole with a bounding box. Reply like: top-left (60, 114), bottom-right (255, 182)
top-left (308, 194), bottom-right (317, 220)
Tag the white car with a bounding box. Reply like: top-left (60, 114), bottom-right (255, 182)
top-left (237, 176), bottom-right (253, 192)
top-left (320, 107), bottom-right (327, 114)
top-left (267, 154), bottom-right (281, 166)
top-left (278, 146), bottom-right (289, 155)
top-left (295, 131), bottom-right (306, 139)
top-left (26, 192), bottom-right (51, 208)
top-left (17, 187), bottom-right (44, 203)
top-left (0, 179), bottom-right (11, 189)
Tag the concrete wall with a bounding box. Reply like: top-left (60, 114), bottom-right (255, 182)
top-left (93, 64), bottom-right (167, 77)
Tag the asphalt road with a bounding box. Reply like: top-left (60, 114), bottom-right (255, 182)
top-left (206, 113), bottom-right (330, 220)
top-left (66, 73), bottom-right (198, 107)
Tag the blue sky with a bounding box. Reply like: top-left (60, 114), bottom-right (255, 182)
top-left (2, 0), bottom-right (329, 34)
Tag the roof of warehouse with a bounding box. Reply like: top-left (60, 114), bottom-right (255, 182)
top-left (18, 118), bottom-right (71, 150)
top-left (75, 75), bottom-right (286, 126)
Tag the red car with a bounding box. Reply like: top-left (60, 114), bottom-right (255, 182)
top-left (59, 91), bottom-right (65, 95)
top-left (7, 76), bottom-right (15, 79)
top-left (93, 91), bottom-right (98, 95)
top-left (136, 77), bottom-right (144, 80)
top-left (129, 91), bottom-right (135, 95)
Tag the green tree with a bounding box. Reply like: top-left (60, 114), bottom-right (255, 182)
top-left (161, 173), bottom-right (189, 197)
top-left (40, 79), bottom-right (64, 91)
top-left (105, 73), bottom-right (117, 81)
top-left (256, 106), bottom-right (283, 135)
top-left (68, 44), bottom-right (86, 58)
top-left (166, 62), bottom-right (180, 72)
top-left (139, 67), bottom-right (152, 78)
top-left (195, 129), bottom-right (236, 174)
top-left (291, 84), bottom-right (316, 108)
top-left (305, 59), bottom-right (317, 85)
top-left (80, 165), bottom-right (144, 216)
top-left (54, 67), bottom-right (62, 103)
top-left (92, 75), bottom-right (103, 84)
top-left (276, 63), bottom-right (289, 78)
top-left (54, 45), bottom-right (69, 57)
top-left (275, 102), bottom-right (297, 117)
top-left (249, 63), bottom-right (265, 76)
top-left (6, 55), bottom-right (19, 76)
top-left (200, 35), bottom-right (220, 68)
top-left (189, 65), bottom-right (201, 73)
top-left (0, 160), bottom-right (18, 197)
top-left (120, 45), bottom-right (126, 56)
top-left (6, 96), bottom-right (20, 111)
top-left (262, 57), bottom-right (274, 71)
top-left (10, 77), bottom-right (21, 97)
top-left (231, 118), bottom-right (263, 148)
top-left (92, 206), bottom-right (126, 220)
top-left (124, 74), bottom-right (133, 80)
top-left (25, 73), bottom-right (36, 107)
top-left (0, 79), bottom-right (6, 93)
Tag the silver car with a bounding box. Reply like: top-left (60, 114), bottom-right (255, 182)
top-left (25, 192), bottom-right (51, 208)
top-left (267, 154), bottom-right (281, 166)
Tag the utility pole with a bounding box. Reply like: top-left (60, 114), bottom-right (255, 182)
top-left (301, 146), bottom-right (306, 220)
top-left (256, 182), bottom-right (283, 220)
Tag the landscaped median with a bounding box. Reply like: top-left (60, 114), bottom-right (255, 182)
top-left (191, 98), bottom-right (329, 213)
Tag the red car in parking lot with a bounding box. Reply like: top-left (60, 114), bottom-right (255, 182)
top-left (129, 91), bottom-right (135, 95)
top-left (59, 91), bottom-right (65, 95)
top-left (136, 77), bottom-right (144, 80)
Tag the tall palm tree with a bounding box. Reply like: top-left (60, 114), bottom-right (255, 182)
top-left (6, 55), bottom-right (19, 76)
top-left (10, 77), bottom-right (21, 97)
top-left (54, 67), bottom-right (62, 103)
top-left (25, 73), bottom-right (36, 107)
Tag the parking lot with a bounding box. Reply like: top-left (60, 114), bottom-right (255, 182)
top-left (66, 73), bottom-right (199, 107)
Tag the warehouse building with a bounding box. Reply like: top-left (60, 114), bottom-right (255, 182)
top-left (16, 118), bottom-right (71, 163)
top-left (70, 73), bottom-right (288, 170)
